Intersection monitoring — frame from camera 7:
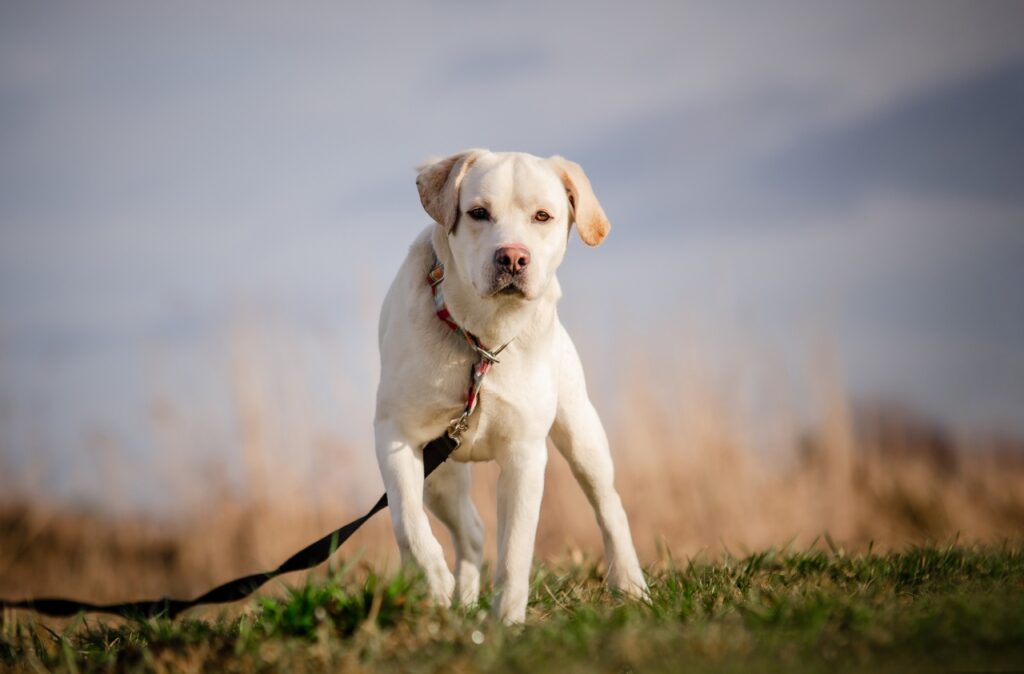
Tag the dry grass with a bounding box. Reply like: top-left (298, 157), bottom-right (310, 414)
top-left (1, 327), bottom-right (1023, 608)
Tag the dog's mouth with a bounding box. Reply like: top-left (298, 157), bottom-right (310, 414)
top-left (490, 273), bottom-right (527, 298)
top-left (496, 284), bottom-right (526, 297)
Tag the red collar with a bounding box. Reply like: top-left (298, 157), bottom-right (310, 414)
top-left (427, 257), bottom-right (511, 443)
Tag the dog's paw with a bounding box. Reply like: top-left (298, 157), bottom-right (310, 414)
top-left (425, 564), bottom-right (456, 607)
top-left (608, 566), bottom-right (649, 600)
top-left (455, 564), bottom-right (481, 607)
top-left (491, 596), bottom-right (527, 625)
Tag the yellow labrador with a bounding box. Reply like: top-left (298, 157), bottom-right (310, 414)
top-left (374, 149), bottom-right (646, 623)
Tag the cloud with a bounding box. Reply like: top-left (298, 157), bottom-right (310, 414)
top-left (749, 62), bottom-right (1024, 209)
top-left (2, 0), bottom-right (1024, 487)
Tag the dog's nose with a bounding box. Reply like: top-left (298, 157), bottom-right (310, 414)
top-left (494, 245), bottom-right (530, 274)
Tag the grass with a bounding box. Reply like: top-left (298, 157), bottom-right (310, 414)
top-left (3, 544), bottom-right (1023, 673)
top-left (3, 330), bottom-right (1024, 671)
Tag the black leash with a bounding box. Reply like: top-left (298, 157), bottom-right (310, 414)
top-left (0, 435), bottom-right (457, 620)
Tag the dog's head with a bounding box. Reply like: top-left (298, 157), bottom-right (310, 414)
top-left (417, 149), bottom-right (609, 302)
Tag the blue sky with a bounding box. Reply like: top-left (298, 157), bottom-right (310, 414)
top-left (1, 2), bottom-right (1023, 507)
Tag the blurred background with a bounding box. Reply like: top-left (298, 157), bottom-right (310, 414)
top-left (1, 1), bottom-right (1023, 602)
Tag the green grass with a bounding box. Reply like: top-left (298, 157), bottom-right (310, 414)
top-left (3, 544), bottom-right (1024, 672)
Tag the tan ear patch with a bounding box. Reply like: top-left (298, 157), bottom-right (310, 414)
top-left (548, 156), bottom-right (610, 246)
top-left (416, 149), bottom-right (486, 232)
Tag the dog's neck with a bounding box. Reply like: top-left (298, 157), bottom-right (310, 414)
top-left (430, 226), bottom-right (559, 349)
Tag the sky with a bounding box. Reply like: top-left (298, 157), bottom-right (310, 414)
top-left (1, 1), bottom-right (1023, 509)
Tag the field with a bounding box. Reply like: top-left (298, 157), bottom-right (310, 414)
top-left (3, 545), bottom-right (1024, 672)
top-left (3, 336), bottom-right (1024, 671)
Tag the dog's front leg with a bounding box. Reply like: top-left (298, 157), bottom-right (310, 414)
top-left (374, 420), bottom-right (455, 605)
top-left (493, 445), bottom-right (548, 624)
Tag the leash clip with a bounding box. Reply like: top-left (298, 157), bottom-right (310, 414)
top-left (447, 413), bottom-right (470, 447)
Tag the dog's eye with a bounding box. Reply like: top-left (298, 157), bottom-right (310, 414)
top-left (467, 207), bottom-right (490, 221)
top-left (534, 210), bottom-right (551, 222)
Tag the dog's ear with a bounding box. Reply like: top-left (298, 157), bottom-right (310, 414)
top-left (548, 156), bottom-right (610, 246)
top-left (416, 149), bottom-right (486, 233)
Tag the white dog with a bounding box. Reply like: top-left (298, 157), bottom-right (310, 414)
top-left (374, 149), bottom-right (647, 624)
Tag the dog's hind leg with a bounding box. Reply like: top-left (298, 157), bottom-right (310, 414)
top-left (550, 334), bottom-right (648, 599)
top-left (424, 460), bottom-right (484, 606)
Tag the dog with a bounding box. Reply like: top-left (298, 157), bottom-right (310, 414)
top-left (374, 149), bottom-right (647, 624)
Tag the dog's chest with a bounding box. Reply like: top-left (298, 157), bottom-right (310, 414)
top-left (444, 352), bottom-right (558, 462)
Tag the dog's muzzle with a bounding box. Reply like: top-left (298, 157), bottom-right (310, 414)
top-left (491, 245), bottom-right (530, 296)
